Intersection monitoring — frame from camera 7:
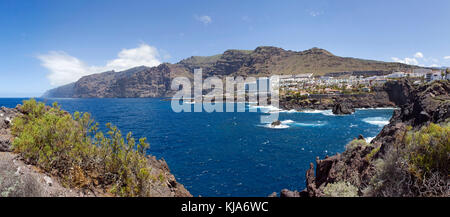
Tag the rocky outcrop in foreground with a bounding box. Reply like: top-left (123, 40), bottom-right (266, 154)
top-left (0, 106), bottom-right (191, 197)
top-left (276, 80), bottom-right (449, 197)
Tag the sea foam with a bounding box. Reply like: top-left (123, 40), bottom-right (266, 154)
top-left (300, 109), bottom-right (334, 116)
top-left (362, 117), bottom-right (390, 127)
top-left (260, 120), bottom-right (327, 129)
top-left (293, 121), bottom-right (327, 127)
top-left (365, 136), bottom-right (376, 143)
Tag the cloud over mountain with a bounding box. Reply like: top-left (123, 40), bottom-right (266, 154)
top-left (38, 44), bottom-right (163, 86)
top-left (392, 52), bottom-right (442, 67)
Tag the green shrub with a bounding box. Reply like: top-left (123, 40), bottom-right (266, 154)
top-left (366, 146), bottom-right (380, 162)
top-left (11, 99), bottom-right (156, 197)
top-left (404, 123), bottom-right (449, 178)
top-left (345, 139), bottom-right (369, 151)
top-left (364, 122), bottom-right (449, 197)
top-left (323, 181), bottom-right (358, 197)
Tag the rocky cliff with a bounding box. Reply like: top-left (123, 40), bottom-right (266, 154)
top-left (44, 47), bottom-right (421, 98)
top-left (280, 89), bottom-right (395, 112)
top-left (276, 80), bottom-right (449, 197)
top-left (0, 106), bottom-right (191, 197)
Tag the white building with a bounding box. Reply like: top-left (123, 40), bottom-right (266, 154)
top-left (386, 72), bottom-right (406, 78)
top-left (426, 72), bottom-right (443, 82)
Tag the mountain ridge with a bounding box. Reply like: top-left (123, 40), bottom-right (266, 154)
top-left (43, 46), bottom-right (424, 98)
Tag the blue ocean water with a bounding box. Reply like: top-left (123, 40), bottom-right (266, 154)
top-left (0, 98), bottom-right (393, 197)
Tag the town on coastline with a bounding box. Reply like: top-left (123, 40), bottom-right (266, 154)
top-left (248, 68), bottom-right (449, 98)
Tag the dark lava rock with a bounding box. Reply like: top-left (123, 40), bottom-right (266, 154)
top-left (357, 134), bottom-right (365, 140)
top-left (332, 102), bottom-right (355, 115)
top-left (271, 120), bottom-right (282, 126)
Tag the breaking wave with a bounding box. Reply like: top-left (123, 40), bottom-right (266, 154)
top-left (260, 119), bottom-right (327, 129)
top-left (362, 117), bottom-right (390, 127)
top-left (365, 136), bottom-right (376, 143)
top-left (300, 109), bottom-right (334, 116)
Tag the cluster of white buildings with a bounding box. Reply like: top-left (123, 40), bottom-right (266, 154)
top-left (382, 69), bottom-right (448, 83)
top-left (276, 68), bottom-right (449, 94)
top-left (239, 68), bottom-right (449, 96)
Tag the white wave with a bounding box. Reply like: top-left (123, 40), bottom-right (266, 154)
top-left (248, 104), bottom-right (303, 113)
top-left (362, 117), bottom-right (390, 127)
top-left (281, 120), bottom-right (295, 124)
top-left (249, 105), bottom-right (283, 113)
top-left (278, 109), bottom-right (298, 113)
top-left (301, 109), bottom-right (334, 116)
top-left (259, 119), bottom-right (294, 129)
top-left (260, 119), bottom-right (327, 129)
top-left (365, 136), bottom-right (376, 143)
top-left (356, 107), bottom-right (397, 110)
top-left (293, 121), bottom-right (327, 127)
top-left (261, 123), bottom-right (290, 129)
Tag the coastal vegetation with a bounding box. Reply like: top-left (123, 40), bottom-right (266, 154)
top-left (321, 122), bottom-right (449, 197)
top-left (323, 181), bottom-right (358, 197)
top-left (364, 122), bottom-right (449, 197)
top-left (10, 99), bottom-right (162, 196)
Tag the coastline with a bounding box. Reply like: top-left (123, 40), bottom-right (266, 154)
top-left (275, 80), bottom-right (449, 197)
top-left (1, 80), bottom-right (448, 197)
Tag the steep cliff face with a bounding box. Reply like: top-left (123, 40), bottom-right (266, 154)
top-left (42, 83), bottom-right (75, 98)
top-left (374, 80), bottom-right (450, 154)
top-left (43, 46), bottom-right (420, 98)
top-left (93, 64), bottom-right (191, 98)
top-left (278, 80), bottom-right (449, 197)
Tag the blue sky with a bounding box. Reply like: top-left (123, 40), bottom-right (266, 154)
top-left (1, 0), bottom-right (449, 97)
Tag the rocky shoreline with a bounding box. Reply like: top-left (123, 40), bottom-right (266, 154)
top-left (275, 80), bottom-right (449, 197)
top-left (279, 87), bottom-right (396, 115)
top-left (0, 105), bottom-right (191, 197)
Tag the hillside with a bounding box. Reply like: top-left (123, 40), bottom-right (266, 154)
top-left (43, 46), bottom-right (421, 98)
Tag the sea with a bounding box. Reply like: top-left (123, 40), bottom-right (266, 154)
top-left (0, 98), bottom-right (394, 197)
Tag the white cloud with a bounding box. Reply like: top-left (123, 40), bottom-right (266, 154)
top-left (391, 57), bottom-right (419, 65)
top-left (195, 15), bottom-right (212, 25)
top-left (444, 56), bottom-right (450, 60)
top-left (414, 52), bottom-right (424, 58)
top-left (309, 11), bottom-right (323, 17)
top-left (391, 51), bottom-right (442, 67)
top-left (38, 44), bottom-right (163, 86)
top-left (38, 51), bottom-right (90, 87)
